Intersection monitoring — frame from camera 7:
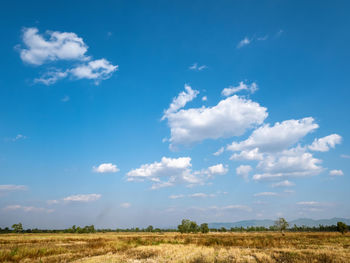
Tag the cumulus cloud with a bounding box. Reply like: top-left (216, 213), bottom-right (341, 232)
top-left (271, 180), bottom-right (295, 187)
top-left (230, 148), bottom-right (263, 161)
top-left (93, 163), bottom-right (119, 173)
top-left (126, 157), bottom-right (227, 189)
top-left (18, 27), bottom-right (117, 85)
top-left (253, 147), bottom-right (323, 181)
top-left (221, 81), bottom-right (257, 96)
top-left (202, 96), bottom-right (207, 101)
top-left (162, 85), bottom-right (199, 119)
top-left (70, 58), bottom-right (118, 82)
top-left (236, 165), bottom-right (252, 180)
top-left (63, 194), bottom-right (101, 202)
top-left (4, 205), bottom-right (53, 213)
top-left (237, 37), bottom-right (251, 48)
top-left (254, 192), bottom-right (278, 197)
top-left (329, 169), bottom-right (344, 176)
top-left (206, 164), bottom-right (228, 176)
top-left (0, 185), bottom-right (27, 191)
top-left (19, 27), bottom-right (88, 65)
top-left (308, 134), bottom-right (342, 152)
top-left (228, 118), bottom-right (319, 153)
top-left (163, 90), bottom-right (267, 146)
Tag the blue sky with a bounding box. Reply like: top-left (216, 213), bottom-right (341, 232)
top-left (0, 0), bottom-right (349, 229)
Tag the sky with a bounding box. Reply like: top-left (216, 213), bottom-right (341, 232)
top-left (0, 0), bottom-right (349, 229)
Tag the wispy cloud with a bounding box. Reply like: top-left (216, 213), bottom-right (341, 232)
top-left (0, 184), bottom-right (27, 191)
top-left (189, 63), bottom-right (207, 71)
top-left (63, 194), bottom-right (101, 202)
top-left (4, 205), bottom-right (54, 213)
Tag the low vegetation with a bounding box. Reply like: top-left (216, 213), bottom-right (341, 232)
top-left (0, 219), bottom-right (349, 262)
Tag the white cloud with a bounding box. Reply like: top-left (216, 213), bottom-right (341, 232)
top-left (213, 147), bottom-right (224, 156)
top-left (63, 194), bottom-right (101, 202)
top-left (254, 192), bottom-right (278, 197)
top-left (340, 154), bottom-right (350, 159)
top-left (237, 37), bottom-right (251, 48)
top-left (169, 194), bottom-right (185, 199)
top-left (19, 27), bottom-right (117, 85)
top-left (34, 70), bottom-right (68, 85)
top-left (230, 148), bottom-right (263, 161)
top-left (296, 201), bottom-right (320, 206)
top-left (4, 205), bottom-right (53, 213)
top-left (120, 202), bottom-right (131, 208)
top-left (308, 134), bottom-right (342, 152)
top-left (190, 193), bottom-right (215, 198)
top-left (271, 180), bottom-right (295, 187)
top-left (228, 118), bottom-right (319, 153)
top-left (253, 147), bottom-right (322, 181)
top-left (93, 163), bottom-right (119, 173)
top-left (12, 134), bottom-right (27, 141)
top-left (61, 95), bottom-right (70, 102)
top-left (126, 157), bottom-right (227, 189)
top-left (202, 96), bottom-right (207, 101)
top-left (70, 58), bottom-right (118, 82)
top-left (329, 169), bottom-right (344, 176)
top-left (0, 185), bottom-right (27, 191)
top-left (221, 81), bottom-right (257, 96)
top-left (163, 92), bottom-right (268, 146)
top-left (236, 165), bottom-right (252, 180)
top-left (206, 164), bottom-right (228, 176)
top-left (162, 85), bottom-right (199, 119)
top-left (47, 200), bottom-right (59, 205)
top-left (19, 27), bottom-right (88, 65)
top-left (189, 63), bottom-right (207, 71)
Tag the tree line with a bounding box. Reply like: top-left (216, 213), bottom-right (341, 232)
top-left (1, 218), bottom-right (348, 234)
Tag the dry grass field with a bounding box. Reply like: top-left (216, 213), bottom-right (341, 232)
top-left (0, 232), bottom-right (350, 262)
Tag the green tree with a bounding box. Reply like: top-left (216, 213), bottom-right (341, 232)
top-left (12, 223), bottom-right (23, 233)
top-left (178, 219), bottom-right (198, 233)
top-left (200, 223), bottom-right (209, 233)
top-left (146, 225), bottom-right (153, 232)
top-left (274, 218), bottom-right (289, 233)
top-left (337, 222), bottom-right (348, 234)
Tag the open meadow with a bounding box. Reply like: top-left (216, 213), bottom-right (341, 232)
top-left (1, 232), bottom-right (350, 263)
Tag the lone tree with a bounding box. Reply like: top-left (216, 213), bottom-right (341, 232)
top-left (274, 218), bottom-right (289, 233)
top-left (200, 223), bottom-right (209, 233)
top-left (178, 219), bottom-right (199, 233)
top-left (146, 225), bottom-right (154, 232)
top-left (12, 223), bottom-right (23, 233)
top-left (337, 222), bottom-right (348, 234)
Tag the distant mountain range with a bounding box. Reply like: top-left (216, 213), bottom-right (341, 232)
top-left (208, 218), bottom-right (350, 228)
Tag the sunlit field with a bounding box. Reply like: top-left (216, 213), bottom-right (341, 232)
top-left (1, 232), bottom-right (350, 262)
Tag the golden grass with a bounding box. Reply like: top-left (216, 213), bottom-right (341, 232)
top-left (0, 232), bottom-right (349, 262)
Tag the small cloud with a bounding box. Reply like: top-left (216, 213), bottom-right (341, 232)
top-left (297, 201), bottom-right (319, 205)
top-left (169, 194), bottom-right (185, 199)
top-left (340, 154), bottom-right (350, 159)
top-left (47, 200), bottom-right (60, 205)
top-left (329, 169), bottom-right (344, 176)
top-left (0, 185), bottom-right (27, 191)
top-left (213, 147), bottom-right (224, 156)
top-left (257, 35), bottom-right (268, 41)
top-left (237, 37), bottom-right (251, 48)
top-left (93, 163), bottom-right (119, 173)
top-left (236, 165), bottom-right (252, 181)
top-left (189, 63), bottom-right (207, 71)
top-left (63, 194), bottom-right (101, 202)
top-left (12, 134), bottom-right (26, 141)
top-left (189, 193), bottom-right (215, 198)
top-left (254, 192), bottom-right (278, 197)
top-left (61, 95), bottom-right (70, 102)
top-left (4, 205), bottom-right (53, 213)
top-left (120, 202), bottom-right (131, 208)
top-left (202, 96), bottom-right (207, 101)
top-left (275, 29), bottom-right (284, 38)
top-left (271, 180), bottom-right (295, 188)
top-left (221, 81), bottom-right (257, 97)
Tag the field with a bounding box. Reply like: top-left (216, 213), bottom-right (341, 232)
top-left (1, 232), bottom-right (350, 262)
